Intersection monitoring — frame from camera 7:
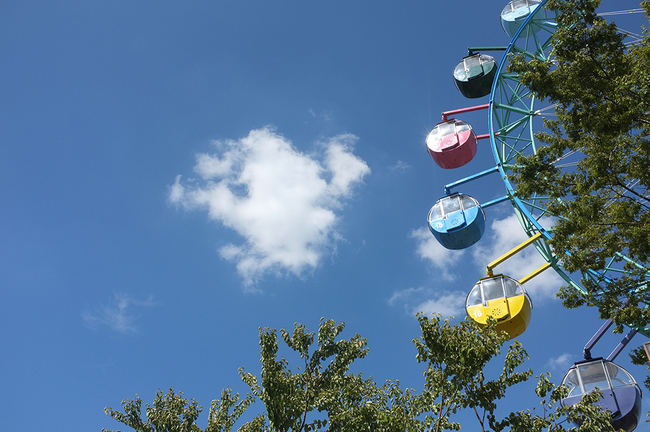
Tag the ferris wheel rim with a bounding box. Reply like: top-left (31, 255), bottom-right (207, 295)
top-left (485, 0), bottom-right (650, 336)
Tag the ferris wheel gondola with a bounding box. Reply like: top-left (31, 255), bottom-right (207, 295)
top-left (465, 274), bottom-right (532, 339)
top-left (562, 359), bottom-right (642, 432)
top-left (453, 53), bottom-right (497, 99)
top-left (500, 0), bottom-right (543, 36)
top-left (427, 193), bottom-right (486, 250)
top-left (425, 119), bottom-right (478, 169)
top-left (560, 320), bottom-right (643, 432)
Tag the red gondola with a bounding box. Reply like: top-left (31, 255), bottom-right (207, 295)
top-left (426, 119), bottom-right (477, 169)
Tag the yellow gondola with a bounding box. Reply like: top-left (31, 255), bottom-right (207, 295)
top-left (465, 274), bottom-right (532, 339)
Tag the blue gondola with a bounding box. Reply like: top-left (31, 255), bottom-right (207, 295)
top-left (453, 54), bottom-right (497, 99)
top-left (500, 0), bottom-right (542, 37)
top-left (562, 359), bottom-right (642, 432)
top-left (428, 193), bottom-right (486, 250)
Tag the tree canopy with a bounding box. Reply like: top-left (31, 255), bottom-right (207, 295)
top-left (509, 0), bottom-right (650, 331)
top-left (104, 317), bottom-right (619, 432)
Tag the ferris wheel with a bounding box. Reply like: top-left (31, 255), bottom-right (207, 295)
top-left (425, 1), bottom-right (648, 429)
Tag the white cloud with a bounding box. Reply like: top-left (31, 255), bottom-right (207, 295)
top-left (168, 175), bottom-right (185, 202)
top-left (194, 152), bottom-right (237, 179)
top-left (410, 227), bottom-right (465, 281)
top-left (324, 135), bottom-right (371, 197)
top-left (389, 160), bottom-right (411, 172)
top-left (170, 127), bottom-right (370, 287)
top-left (472, 214), bottom-right (564, 300)
top-left (82, 292), bottom-right (155, 334)
top-left (393, 228), bottom-right (468, 318)
top-left (387, 287), bottom-right (422, 306)
top-left (546, 352), bottom-right (573, 371)
top-left (308, 109), bottom-right (333, 122)
top-left (388, 287), bottom-right (466, 317)
top-left (414, 292), bottom-right (467, 317)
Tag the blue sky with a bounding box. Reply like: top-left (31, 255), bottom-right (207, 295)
top-left (1, 1), bottom-right (649, 430)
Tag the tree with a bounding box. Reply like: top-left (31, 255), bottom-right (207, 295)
top-left (103, 387), bottom-right (254, 432)
top-left (509, 0), bottom-right (650, 331)
top-left (104, 316), bottom-right (618, 432)
top-left (413, 314), bottom-right (532, 432)
top-left (494, 373), bottom-right (622, 432)
top-left (105, 318), bottom-right (424, 432)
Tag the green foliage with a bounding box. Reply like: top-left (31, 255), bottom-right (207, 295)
top-left (206, 388), bottom-right (256, 432)
top-left (104, 316), bottom-right (619, 432)
top-left (628, 345), bottom-right (650, 403)
top-left (414, 315), bottom-right (533, 432)
top-left (508, 0), bottom-right (650, 329)
top-left (493, 373), bottom-right (619, 432)
top-left (103, 387), bottom-right (202, 432)
top-left (239, 318), bottom-right (373, 431)
top-left (238, 318), bottom-right (425, 431)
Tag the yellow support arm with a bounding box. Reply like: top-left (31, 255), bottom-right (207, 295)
top-left (519, 262), bottom-right (552, 284)
top-left (486, 232), bottom-right (544, 276)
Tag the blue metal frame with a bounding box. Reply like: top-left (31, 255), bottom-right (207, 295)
top-left (482, 0), bottom-right (649, 336)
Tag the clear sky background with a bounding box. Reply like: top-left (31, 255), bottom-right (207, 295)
top-left (1, 1), bottom-right (649, 431)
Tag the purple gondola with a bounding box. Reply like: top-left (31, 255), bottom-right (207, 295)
top-left (562, 359), bottom-right (642, 432)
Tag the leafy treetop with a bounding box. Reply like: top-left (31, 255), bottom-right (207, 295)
top-left (509, 0), bottom-right (650, 330)
top-left (104, 316), bottom-right (619, 432)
